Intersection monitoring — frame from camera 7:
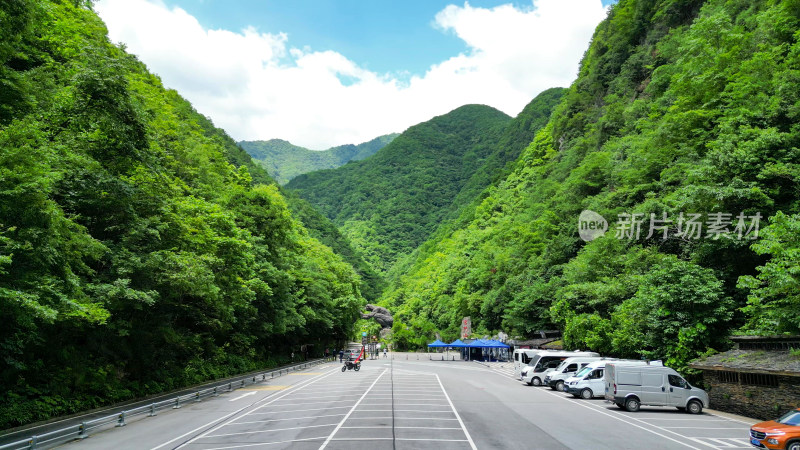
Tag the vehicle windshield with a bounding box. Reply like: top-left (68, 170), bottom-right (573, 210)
top-left (777, 410), bottom-right (800, 426)
top-left (575, 366), bottom-right (593, 378)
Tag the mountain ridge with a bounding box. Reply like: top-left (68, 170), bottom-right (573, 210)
top-left (240, 134), bottom-right (398, 184)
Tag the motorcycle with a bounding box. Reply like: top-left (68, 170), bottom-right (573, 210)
top-left (341, 359), bottom-right (361, 372)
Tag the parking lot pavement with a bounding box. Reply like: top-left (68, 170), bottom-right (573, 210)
top-left (487, 365), bottom-right (754, 450)
top-left (61, 358), bottom-right (760, 449)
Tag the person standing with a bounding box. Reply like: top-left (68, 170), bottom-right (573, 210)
top-left (339, 349), bottom-right (344, 363)
top-left (383, 348), bottom-right (387, 358)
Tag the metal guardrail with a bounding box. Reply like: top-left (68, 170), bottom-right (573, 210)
top-left (0, 358), bottom-right (334, 450)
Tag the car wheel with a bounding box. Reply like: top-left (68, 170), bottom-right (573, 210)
top-left (786, 440), bottom-right (800, 450)
top-left (532, 377), bottom-right (542, 386)
top-left (686, 400), bottom-right (702, 414)
top-left (555, 381), bottom-right (565, 392)
top-left (625, 397), bottom-right (640, 412)
top-left (580, 388), bottom-right (593, 399)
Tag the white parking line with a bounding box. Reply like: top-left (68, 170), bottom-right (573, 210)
top-left (228, 392), bottom-right (256, 402)
top-left (230, 413), bottom-right (346, 426)
top-left (319, 369), bottom-right (388, 449)
top-left (204, 422), bottom-right (336, 438)
top-left (198, 435), bottom-right (326, 450)
top-left (436, 374), bottom-right (477, 450)
top-left (246, 405), bottom-right (351, 414)
top-left (152, 367), bottom-right (340, 450)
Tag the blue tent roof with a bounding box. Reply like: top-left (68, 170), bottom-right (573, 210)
top-left (427, 339), bottom-right (449, 347)
top-left (483, 339), bottom-right (510, 348)
top-left (447, 339), bottom-right (467, 347)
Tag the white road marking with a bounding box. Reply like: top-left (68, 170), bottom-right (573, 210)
top-left (246, 405), bottom-right (351, 414)
top-left (535, 388), bottom-right (705, 449)
top-left (707, 438), bottom-right (738, 447)
top-left (436, 373), bottom-right (477, 450)
top-left (319, 369), bottom-right (388, 449)
top-left (230, 413), bottom-right (347, 425)
top-left (228, 392), bottom-right (256, 402)
top-left (165, 368), bottom-right (341, 449)
top-left (204, 423), bottom-right (336, 438)
top-left (200, 435), bottom-right (327, 450)
top-left (151, 367), bottom-right (339, 450)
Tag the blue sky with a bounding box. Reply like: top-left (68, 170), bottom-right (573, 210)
top-left (98, 0), bottom-right (613, 148)
top-left (161, 0), bottom-right (615, 78)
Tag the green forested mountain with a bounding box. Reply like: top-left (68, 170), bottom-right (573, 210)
top-left (382, 0), bottom-right (800, 370)
top-left (282, 192), bottom-right (385, 300)
top-left (0, 0), bottom-right (363, 428)
top-left (286, 92), bottom-right (565, 275)
top-left (240, 134), bottom-right (398, 184)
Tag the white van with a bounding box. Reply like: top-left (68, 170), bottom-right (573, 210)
top-left (604, 363), bottom-right (709, 414)
top-left (544, 356), bottom-right (604, 391)
top-left (513, 349), bottom-right (543, 379)
top-left (565, 359), bottom-right (660, 399)
top-left (521, 351), bottom-right (600, 386)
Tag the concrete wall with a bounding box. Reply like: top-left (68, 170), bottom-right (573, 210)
top-left (703, 370), bottom-right (800, 420)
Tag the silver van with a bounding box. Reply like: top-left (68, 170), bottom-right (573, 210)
top-left (603, 363), bottom-right (709, 414)
top-left (521, 350), bottom-right (600, 386)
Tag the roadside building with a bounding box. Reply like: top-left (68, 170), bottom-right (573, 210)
top-left (690, 335), bottom-right (800, 420)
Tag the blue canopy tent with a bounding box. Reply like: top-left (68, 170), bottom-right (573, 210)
top-left (465, 339), bottom-right (510, 361)
top-left (427, 340), bottom-right (449, 347)
top-left (447, 339), bottom-right (467, 347)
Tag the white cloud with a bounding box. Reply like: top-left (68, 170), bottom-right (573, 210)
top-left (95, 0), bottom-right (608, 149)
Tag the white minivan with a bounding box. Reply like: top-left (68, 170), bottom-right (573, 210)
top-left (544, 356), bottom-right (604, 391)
top-left (521, 350), bottom-right (600, 386)
top-left (604, 363), bottom-right (709, 414)
top-left (565, 359), bottom-right (661, 399)
top-left (513, 349), bottom-right (543, 379)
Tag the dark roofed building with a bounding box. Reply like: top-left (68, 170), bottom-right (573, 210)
top-left (690, 335), bottom-right (800, 420)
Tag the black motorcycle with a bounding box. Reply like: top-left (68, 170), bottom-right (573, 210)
top-left (341, 359), bottom-right (361, 372)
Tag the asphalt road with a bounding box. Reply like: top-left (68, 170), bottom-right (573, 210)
top-left (58, 358), bottom-right (754, 449)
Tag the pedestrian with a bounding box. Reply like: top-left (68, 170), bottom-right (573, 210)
top-left (383, 348), bottom-right (387, 358)
top-left (339, 349), bottom-right (343, 363)
top-left (291, 351), bottom-right (294, 362)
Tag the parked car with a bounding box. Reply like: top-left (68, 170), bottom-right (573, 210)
top-left (603, 363), bottom-right (708, 414)
top-left (750, 408), bottom-right (800, 450)
top-left (544, 356), bottom-right (604, 391)
top-left (521, 350), bottom-right (601, 386)
top-left (343, 349), bottom-right (359, 360)
top-left (513, 349), bottom-right (544, 379)
top-left (565, 359), bottom-right (661, 399)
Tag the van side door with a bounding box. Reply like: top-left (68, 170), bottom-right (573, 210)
top-left (587, 368), bottom-right (604, 396)
top-left (640, 372), bottom-right (668, 405)
top-left (667, 374), bottom-right (690, 407)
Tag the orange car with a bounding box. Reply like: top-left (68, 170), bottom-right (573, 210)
top-left (750, 408), bottom-right (800, 450)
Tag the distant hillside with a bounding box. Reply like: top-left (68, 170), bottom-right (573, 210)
top-left (286, 95), bottom-right (564, 274)
top-left (240, 134), bottom-right (398, 184)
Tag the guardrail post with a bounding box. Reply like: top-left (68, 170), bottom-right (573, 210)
top-left (228, 382), bottom-right (233, 392)
top-left (194, 392), bottom-right (201, 402)
top-left (240, 380), bottom-right (245, 388)
top-left (28, 435), bottom-right (38, 449)
top-left (116, 411), bottom-right (126, 427)
top-left (213, 387), bottom-right (218, 397)
top-left (149, 403), bottom-right (157, 416)
top-left (252, 376), bottom-right (256, 383)
top-left (271, 371), bottom-right (274, 379)
top-left (78, 422), bottom-right (88, 439)
top-left (173, 397), bottom-right (181, 409)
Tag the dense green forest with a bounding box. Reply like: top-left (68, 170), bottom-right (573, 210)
top-left (287, 90), bottom-right (565, 275)
top-left (0, 0), bottom-right (364, 428)
top-left (382, 0), bottom-right (800, 371)
top-left (240, 134), bottom-right (398, 184)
